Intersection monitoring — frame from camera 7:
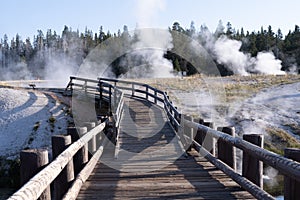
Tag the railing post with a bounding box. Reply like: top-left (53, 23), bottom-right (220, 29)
top-left (99, 81), bottom-right (103, 101)
top-left (178, 113), bottom-right (189, 150)
top-left (52, 135), bottom-right (75, 200)
top-left (174, 107), bottom-right (179, 132)
top-left (242, 134), bottom-right (263, 188)
top-left (194, 118), bottom-right (204, 145)
top-left (70, 77), bottom-right (74, 92)
top-left (169, 101), bottom-right (173, 115)
top-left (183, 115), bottom-right (193, 152)
top-left (284, 148), bottom-right (300, 200)
top-left (84, 80), bottom-right (87, 93)
top-left (114, 83), bottom-right (117, 112)
top-left (109, 85), bottom-right (112, 113)
top-left (84, 122), bottom-right (96, 153)
top-left (131, 83), bottom-right (135, 97)
top-left (67, 127), bottom-right (88, 175)
top-left (217, 127), bottom-right (236, 170)
top-left (146, 85), bottom-right (149, 100)
top-left (20, 149), bottom-right (50, 200)
top-left (202, 122), bottom-right (216, 156)
top-left (154, 90), bottom-right (157, 104)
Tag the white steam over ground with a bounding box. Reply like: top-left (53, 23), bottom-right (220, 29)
top-left (121, 29), bottom-right (174, 78)
top-left (213, 35), bottom-right (285, 75)
top-left (43, 53), bottom-right (79, 87)
top-left (0, 61), bottom-right (32, 80)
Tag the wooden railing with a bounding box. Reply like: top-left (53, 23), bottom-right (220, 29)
top-left (10, 76), bottom-right (300, 200)
top-left (97, 77), bottom-right (300, 200)
top-left (9, 122), bottom-right (107, 200)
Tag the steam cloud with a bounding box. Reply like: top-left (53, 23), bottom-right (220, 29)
top-left (214, 36), bottom-right (249, 75)
top-left (120, 29), bottom-right (174, 78)
top-left (121, 0), bottom-right (174, 78)
top-left (213, 35), bottom-right (285, 75)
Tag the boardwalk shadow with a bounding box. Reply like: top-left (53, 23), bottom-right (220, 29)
top-left (0, 90), bottom-right (70, 158)
top-left (1, 91), bottom-right (37, 118)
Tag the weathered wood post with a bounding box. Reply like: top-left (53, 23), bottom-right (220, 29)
top-left (107, 115), bottom-right (117, 145)
top-left (96, 118), bottom-right (106, 148)
top-left (67, 127), bottom-right (88, 175)
top-left (20, 149), bottom-right (50, 200)
top-left (154, 90), bottom-right (157, 104)
top-left (284, 148), bottom-right (300, 200)
top-left (113, 82), bottom-right (117, 112)
top-left (203, 122), bottom-right (216, 156)
top-left (52, 135), bottom-right (74, 199)
top-left (131, 83), bottom-right (135, 97)
top-left (84, 122), bottom-right (96, 153)
top-left (146, 85), bottom-right (149, 100)
top-left (174, 107), bottom-right (180, 132)
top-left (83, 80), bottom-right (87, 93)
top-left (178, 113), bottom-right (189, 151)
top-left (194, 118), bottom-right (204, 145)
top-left (99, 81), bottom-right (103, 101)
top-left (169, 101), bottom-right (175, 128)
top-left (217, 127), bottom-right (236, 170)
top-left (108, 85), bottom-right (112, 113)
top-left (164, 93), bottom-right (168, 111)
top-left (183, 115), bottom-right (193, 152)
top-left (242, 134), bottom-right (263, 188)
top-left (193, 118), bottom-right (203, 148)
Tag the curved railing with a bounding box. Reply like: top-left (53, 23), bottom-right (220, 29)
top-left (98, 77), bottom-right (300, 200)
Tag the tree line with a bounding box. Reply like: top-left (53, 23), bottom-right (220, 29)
top-left (0, 21), bottom-right (300, 79)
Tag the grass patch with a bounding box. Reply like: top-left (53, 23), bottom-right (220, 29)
top-left (48, 116), bottom-right (56, 124)
top-left (48, 115), bottom-right (56, 132)
top-left (142, 74), bottom-right (300, 104)
top-left (264, 174), bottom-right (284, 197)
top-left (284, 123), bottom-right (300, 137)
top-left (0, 157), bottom-right (20, 188)
top-left (265, 127), bottom-right (300, 155)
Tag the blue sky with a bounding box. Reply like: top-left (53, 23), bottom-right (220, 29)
top-left (0, 0), bottom-right (299, 41)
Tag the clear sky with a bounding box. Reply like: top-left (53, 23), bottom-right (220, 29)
top-left (0, 0), bottom-right (299, 41)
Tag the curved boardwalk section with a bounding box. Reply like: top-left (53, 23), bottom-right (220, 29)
top-left (77, 97), bottom-right (254, 199)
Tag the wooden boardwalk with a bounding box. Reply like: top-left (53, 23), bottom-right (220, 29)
top-left (76, 96), bottom-right (254, 199)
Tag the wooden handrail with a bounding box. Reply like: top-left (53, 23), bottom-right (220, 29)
top-left (193, 140), bottom-right (275, 200)
top-left (9, 122), bottom-right (106, 200)
top-left (95, 76), bottom-right (300, 199)
top-left (183, 119), bottom-right (300, 182)
top-left (62, 129), bottom-right (115, 200)
top-left (62, 146), bottom-right (104, 200)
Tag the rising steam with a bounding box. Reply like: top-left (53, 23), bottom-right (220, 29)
top-left (214, 36), bottom-right (249, 75)
top-left (213, 35), bottom-right (285, 75)
top-left (120, 0), bottom-right (174, 78)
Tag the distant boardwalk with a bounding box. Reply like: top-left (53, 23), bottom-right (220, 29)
top-left (77, 97), bottom-right (254, 199)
